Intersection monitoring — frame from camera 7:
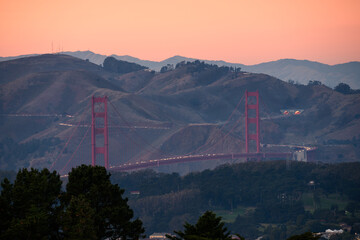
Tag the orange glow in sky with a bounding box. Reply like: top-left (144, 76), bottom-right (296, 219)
top-left (0, 0), bottom-right (359, 65)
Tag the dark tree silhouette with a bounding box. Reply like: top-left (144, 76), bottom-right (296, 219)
top-left (307, 80), bottom-right (322, 86)
top-left (0, 168), bottom-right (62, 239)
top-left (64, 165), bottom-right (145, 239)
top-left (0, 166), bottom-right (145, 240)
top-left (167, 211), bottom-right (243, 240)
top-left (334, 83), bottom-right (351, 94)
top-left (60, 195), bottom-right (97, 240)
top-left (103, 56), bottom-right (147, 74)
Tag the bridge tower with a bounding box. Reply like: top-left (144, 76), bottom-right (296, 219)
top-left (91, 96), bottom-right (109, 169)
top-left (245, 90), bottom-right (260, 153)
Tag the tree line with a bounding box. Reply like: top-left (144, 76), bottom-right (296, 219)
top-left (112, 161), bottom-right (360, 207)
top-left (111, 161), bottom-right (360, 239)
top-left (1, 161), bottom-right (359, 239)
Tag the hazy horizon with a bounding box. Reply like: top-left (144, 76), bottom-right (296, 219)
top-left (1, 0), bottom-right (359, 65)
top-left (1, 50), bottom-right (360, 66)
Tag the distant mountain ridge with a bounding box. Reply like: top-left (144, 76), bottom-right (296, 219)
top-left (1, 51), bottom-right (359, 88)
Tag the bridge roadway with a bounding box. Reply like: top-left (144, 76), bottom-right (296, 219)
top-left (108, 152), bottom-right (293, 172)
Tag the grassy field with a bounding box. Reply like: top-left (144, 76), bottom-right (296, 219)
top-left (302, 192), bottom-right (348, 212)
top-left (214, 206), bottom-right (255, 223)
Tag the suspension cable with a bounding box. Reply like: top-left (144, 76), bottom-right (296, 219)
top-left (189, 94), bottom-right (245, 155)
top-left (108, 99), bottom-right (169, 157)
top-left (60, 125), bottom-right (91, 174)
top-left (50, 101), bottom-right (90, 171)
top-left (198, 115), bottom-right (243, 154)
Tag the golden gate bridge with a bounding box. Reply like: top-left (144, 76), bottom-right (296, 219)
top-left (49, 90), bottom-right (316, 175)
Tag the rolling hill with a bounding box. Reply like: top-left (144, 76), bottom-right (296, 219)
top-left (2, 51), bottom-right (359, 89)
top-left (63, 52), bottom-right (360, 89)
top-left (0, 54), bottom-right (359, 172)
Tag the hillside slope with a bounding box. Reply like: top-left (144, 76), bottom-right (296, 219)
top-left (0, 55), bottom-right (359, 171)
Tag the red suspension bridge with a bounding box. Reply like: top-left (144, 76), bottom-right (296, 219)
top-left (50, 90), bottom-right (315, 174)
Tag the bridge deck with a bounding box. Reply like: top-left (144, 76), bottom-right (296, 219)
top-left (109, 152), bottom-right (292, 171)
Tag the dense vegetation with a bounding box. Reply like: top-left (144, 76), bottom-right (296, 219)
top-left (111, 161), bottom-right (360, 239)
top-left (334, 83), bottom-right (360, 94)
top-left (0, 165), bottom-right (144, 239)
top-left (1, 161), bottom-right (359, 239)
top-left (168, 211), bottom-right (243, 240)
top-left (0, 137), bottom-right (60, 170)
top-left (103, 56), bottom-right (147, 74)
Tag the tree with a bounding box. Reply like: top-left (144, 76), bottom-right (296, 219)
top-left (63, 165), bottom-right (144, 240)
top-left (345, 201), bottom-right (360, 217)
top-left (0, 178), bottom-right (13, 237)
top-left (103, 56), bottom-right (147, 74)
top-left (160, 64), bottom-right (174, 73)
top-left (231, 215), bottom-right (259, 239)
top-left (0, 168), bottom-right (62, 239)
top-left (0, 166), bottom-right (145, 239)
top-left (61, 195), bottom-right (97, 240)
top-left (167, 211), bottom-right (243, 240)
top-left (308, 80), bottom-right (322, 86)
top-left (287, 232), bottom-right (320, 240)
top-left (334, 83), bottom-right (351, 94)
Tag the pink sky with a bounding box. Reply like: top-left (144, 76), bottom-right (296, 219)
top-left (0, 0), bottom-right (359, 65)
